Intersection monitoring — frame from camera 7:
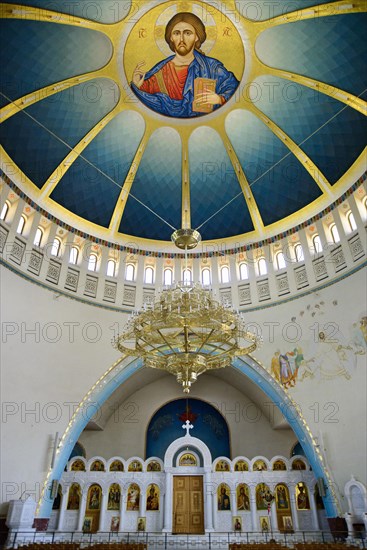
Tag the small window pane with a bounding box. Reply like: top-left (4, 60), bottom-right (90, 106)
top-left (88, 254), bottom-right (97, 271)
top-left (126, 264), bottom-right (135, 281)
top-left (221, 266), bottom-right (230, 284)
top-left (330, 224), bottom-right (340, 244)
top-left (295, 244), bottom-right (304, 262)
top-left (258, 258), bottom-right (267, 276)
top-left (348, 212), bottom-right (357, 232)
top-left (107, 260), bottom-right (116, 278)
top-left (164, 268), bottom-right (173, 286)
top-left (51, 238), bottom-right (61, 257)
top-left (0, 202), bottom-right (9, 221)
top-left (33, 227), bottom-right (43, 247)
top-left (239, 263), bottom-right (248, 280)
top-left (312, 235), bottom-right (322, 254)
top-left (145, 266), bottom-right (154, 284)
top-left (69, 247), bottom-right (78, 265)
top-left (183, 269), bottom-right (192, 284)
top-left (202, 268), bottom-right (211, 286)
top-left (16, 215), bottom-right (26, 235)
top-left (276, 252), bottom-right (286, 270)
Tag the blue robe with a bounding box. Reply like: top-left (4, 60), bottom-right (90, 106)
top-left (131, 50), bottom-right (240, 118)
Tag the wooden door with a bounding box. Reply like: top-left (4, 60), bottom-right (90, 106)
top-left (173, 476), bottom-right (204, 534)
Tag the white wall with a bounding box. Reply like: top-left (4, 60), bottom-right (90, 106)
top-left (78, 375), bottom-right (296, 460)
top-left (1, 264), bottom-right (366, 517)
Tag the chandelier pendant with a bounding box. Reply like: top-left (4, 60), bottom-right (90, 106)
top-left (114, 230), bottom-right (258, 392)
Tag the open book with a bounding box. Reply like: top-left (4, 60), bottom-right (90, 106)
top-left (192, 77), bottom-right (217, 113)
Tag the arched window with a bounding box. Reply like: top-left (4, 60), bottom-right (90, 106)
top-left (125, 263), bottom-right (135, 281)
top-left (330, 223), bottom-right (340, 244)
top-left (294, 243), bottom-right (304, 262)
top-left (276, 251), bottom-right (286, 270)
top-left (239, 263), bottom-right (248, 280)
top-left (16, 214), bottom-right (26, 235)
top-left (220, 265), bottom-right (230, 284)
top-left (0, 201), bottom-right (9, 221)
top-left (145, 266), bottom-right (154, 284)
top-left (106, 259), bottom-right (116, 278)
top-left (50, 237), bottom-right (61, 257)
top-left (163, 268), bottom-right (173, 286)
top-left (347, 211), bottom-right (357, 232)
top-left (183, 268), bottom-right (192, 284)
top-left (312, 234), bottom-right (322, 254)
top-left (69, 246), bottom-right (79, 265)
top-left (88, 253), bottom-right (97, 271)
top-left (201, 267), bottom-right (211, 286)
top-left (257, 257), bottom-right (267, 276)
top-left (33, 227), bottom-right (43, 247)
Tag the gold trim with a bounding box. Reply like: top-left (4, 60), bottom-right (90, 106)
top-left (181, 136), bottom-right (191, 230)
top-left (221, 128), bottom-right (265, 235)
top-left (40, 105), bottom-right (121, 199)
top-left (109, 124), bottom-right (154, 233)
top-left (260, 67), bottom-right (367, 116)
top-left (243, 102), bottom-right (333, 196)
top-left (255, 0), bottom-right (366, 29)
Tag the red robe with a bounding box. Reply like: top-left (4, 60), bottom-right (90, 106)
top-left (140, 62), bottom-right (189, 99)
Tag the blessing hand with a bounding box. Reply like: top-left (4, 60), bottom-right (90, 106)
top-left (132, 61), bottom-right (146, 88)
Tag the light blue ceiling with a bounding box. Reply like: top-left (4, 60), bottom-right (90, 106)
top-left (0, 4), bottom-right (366, 242)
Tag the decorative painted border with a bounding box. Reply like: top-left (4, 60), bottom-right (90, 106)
top-left (1, 256), bottom-right (366, 315)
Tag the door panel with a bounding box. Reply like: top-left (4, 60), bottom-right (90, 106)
top-left (173, 476), bottom-right (204, 534)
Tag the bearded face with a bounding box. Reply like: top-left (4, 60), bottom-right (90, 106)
top-left (170, 22), bottom-right (198, 55)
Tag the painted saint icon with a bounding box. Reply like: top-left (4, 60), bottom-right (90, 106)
top-left (131, 12), bottom-right (240, 118)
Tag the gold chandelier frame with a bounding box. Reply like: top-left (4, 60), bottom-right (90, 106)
top-left (114, 280), bottom-right (258, 392)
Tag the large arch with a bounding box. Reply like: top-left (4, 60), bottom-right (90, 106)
top-left (37, 353), bottom-right (340, 519)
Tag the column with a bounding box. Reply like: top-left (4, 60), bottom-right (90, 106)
top-left (348, 193), bottom-right (367, 239)
top-left (344, 513), bottom-right (354, 539)
top-left (25, 211), bottom-right (42, 248)
top-left (289, 487), bottom-right (300, 531)
top-left (2, 197), bottom-right (25, 261)
top-left (297, 228), bottom-right (317, 286)
top-left (57, 488), bottom-right (68, 531)
top-left (269, 499), bottom-right (278, 533)
top-left (231, 487), bottom-right (237, 530)
top-left (98, 490), bottom-right (109, 532)
top-left (204, 470), bottom-right (214, 531)
top-left (212, 490), bottom-right (218, 530)
top-left (250, 486), bottom-right (257, 532)
top-left (77, 494), bottom-right (87, 531)
top-left (163, 472), bottom-right (172, 532)
top-left (309, 486), bottom-right (320, 530)
top-left (119, 485), bottom-right (124, 532)
top-left (331, 209), bottom-right (354, 265)
top-left (314, 219), bottom-right (333, 277)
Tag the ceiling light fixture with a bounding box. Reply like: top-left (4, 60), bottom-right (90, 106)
top-left (114, 228), bottom-right (259, 393)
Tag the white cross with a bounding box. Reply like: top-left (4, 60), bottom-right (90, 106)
top-left (182, 419), bottom-right (194, 436)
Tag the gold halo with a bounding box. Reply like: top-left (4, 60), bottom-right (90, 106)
top-left (154, 2), bottom-right (217, 56)
top-left (123, 1), bottom-right (245, 94)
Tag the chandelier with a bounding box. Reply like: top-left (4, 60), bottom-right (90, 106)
top-left (114, 229), bottom-right (258, 393)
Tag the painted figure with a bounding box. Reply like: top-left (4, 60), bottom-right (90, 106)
top-left (108, 484), bottom-right (120, 510)
top-left (67, 483), bottom-right (80, 510)
top-left (88, 485), bottom-right (101, 510)
top-left (237, 485), bottom-right (250, 511)
top-left (146, 485), bottom-right (159, 511)
top-left (127, 484), bottom-right (140, 511)
top-left (276, 485), bottom-right (289, 509)
top-left (131, 12), bottom-right (239, 118)
top-left (218, 485), bottom-right (231, 510)
top-left (297, 484), bottom-right (310, 510)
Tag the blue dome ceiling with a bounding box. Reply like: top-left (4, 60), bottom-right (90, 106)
top-left (0, 1), bottom-right (366, 245)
